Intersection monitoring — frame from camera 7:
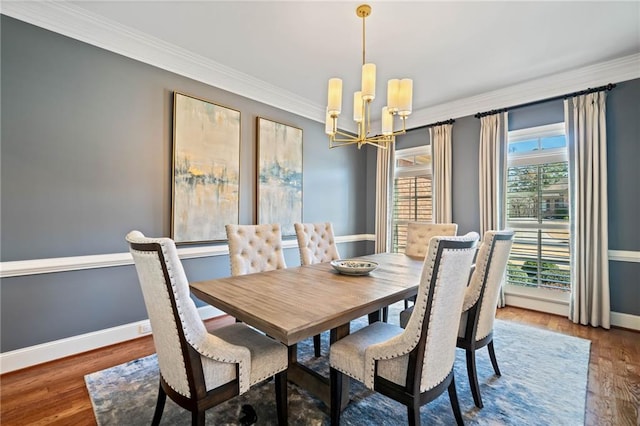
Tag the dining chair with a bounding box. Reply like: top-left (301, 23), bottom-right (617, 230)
top-left (456, 230), bottom-right (514, 408)
top-left (404, 222), bottom-right (458, 258)
top-left (225, 223), bottom-right (287, 276)
top-left (126, 231), bottom-right (288, 426)
top-left (399, 229), bottom-right (514, 409)
top-left (294, 222), bottom-right (340, 357)
top-left (294, 222), bottom-right (340, 265)
top-left (402, 222), bottom-right (458, 309)
top-left (329, 233), bottom-right (479, 426)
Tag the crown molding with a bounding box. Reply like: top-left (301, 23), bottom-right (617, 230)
top-left (0, 1), bottom-right (325, 123)
top-left (399, 53), bottom-right (640, 130)
top-left (2, 2), bottom-right (638, 131)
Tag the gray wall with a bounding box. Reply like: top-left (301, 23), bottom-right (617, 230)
top-left (605, 79), bottom-right (640, 314)
top-left (0, 16), bottom-right (371, 351)
top-left (388, 80), bottom-right (640, 316)
top-left (1, 15), bottom-right (638, 352)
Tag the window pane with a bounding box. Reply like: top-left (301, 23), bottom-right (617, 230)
top-left (414, 154), bottom-right (431, 166)
top-left (540, 162), bottom-right (569, 222)
top-left (396, 157), bottom-right (415, 167)
top-left (507, 228), bottom-right (570, 291)
top-left (506, 161), bottom-right (570, 291)
top-left (541, 135), bottom-right (566, 150)
top-left (392, 175), bottom-right (432, 252)
top-left (508, 139), bottom-right (538, 154)
top-left (507, 165), bottom-right (539, 221)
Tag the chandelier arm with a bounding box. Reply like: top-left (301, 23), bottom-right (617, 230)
top-left (333, 130), bottom-right (360, 139)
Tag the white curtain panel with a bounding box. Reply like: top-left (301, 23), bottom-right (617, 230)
top-left (564, 92), bottom-right (610, 329)
top-left (478, 113), bottom-right (508, 307)
top-left (375, 143), bottom-right (395, 253)
top-left (429, 124), bottom-right (453, 223)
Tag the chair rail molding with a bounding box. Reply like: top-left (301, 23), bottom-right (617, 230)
top-left (0, 234), bottom-right (376, 278)
top-left (2, 2), bottom-right (639, 131)
top-left (0, 240), bottom-right (637, 374)
top-left (608, 250), bottom-right (640, 263)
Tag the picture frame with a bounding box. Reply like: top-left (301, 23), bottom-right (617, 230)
top-left (256, 117), bottom-right (303, 236)
top-left (171, 92), bottom-right (241, 244)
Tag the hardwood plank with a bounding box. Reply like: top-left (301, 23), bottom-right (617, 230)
top-left (0, 308), bottom-right (638, 425)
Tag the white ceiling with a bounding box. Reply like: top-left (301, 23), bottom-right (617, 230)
top-left (6, 1), bottom-right (640, 125)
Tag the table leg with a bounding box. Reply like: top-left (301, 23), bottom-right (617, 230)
top-left (286, 323), bottom-right (351, 411)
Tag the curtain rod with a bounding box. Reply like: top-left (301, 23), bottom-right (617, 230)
top-left (408, 118), bottom-right (455, 132)
top-left (474, 83), bottom-right (616, 119)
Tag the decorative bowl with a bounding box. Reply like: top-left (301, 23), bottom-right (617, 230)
top-left (330, 259), bottom-right (379, 276)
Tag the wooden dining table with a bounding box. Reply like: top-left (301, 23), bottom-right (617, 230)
top-left (189, 252), bottom-right (424, 409)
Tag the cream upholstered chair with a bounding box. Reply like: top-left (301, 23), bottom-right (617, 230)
top-left (294, 222), bottom-right (340, 265)
top-left (329, 233), bottom-right (479, 426)
top-left (294, 222), bottom-right (340, 357)
top-left (399, 230), bottom-right (514, 409)
top-left (126, 231), bottom-right (288, 426)
top-left (457, 230), bottom-right (514, 408)
top-left (404, 222), bottom-right (458, 258)
top-left (225, 223), bottom-right (286, 276)
top-left (402, 222), bottom-right (458, 309)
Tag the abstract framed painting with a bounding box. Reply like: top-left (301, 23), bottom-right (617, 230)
top-left (256, 117), bottom-right (303, 236)
top-left (171, 92), bottom-right (241, 244)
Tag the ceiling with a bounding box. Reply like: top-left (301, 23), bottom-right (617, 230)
top-left (10, 1), bottom-right (640, 125)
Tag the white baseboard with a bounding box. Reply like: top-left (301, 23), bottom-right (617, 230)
top-left (0, 305), bottom-right (224, 375)
top-left (504, 295), bottom-right (640, 332)
top-left (1, 302), bottom-right (637, 375)
top-left (610, 311), bottom-right (640, 331)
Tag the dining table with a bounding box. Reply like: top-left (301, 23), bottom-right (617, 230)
top-left (189, 252), bottom-right (425, 410)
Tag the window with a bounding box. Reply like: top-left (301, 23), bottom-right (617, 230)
top-left (391, 146), bottom-right (432, 252)
top-left (505, 123), bottom-right (571, 292)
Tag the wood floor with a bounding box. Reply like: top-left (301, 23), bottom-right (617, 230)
top-left (1, 307), bottom-right (638, 425)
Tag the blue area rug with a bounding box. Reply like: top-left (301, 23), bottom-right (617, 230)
top-left (85, 302), bottom-right (590, 425)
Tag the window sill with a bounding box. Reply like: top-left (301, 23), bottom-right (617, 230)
top-left (504, 284), bottom-right (570, 316)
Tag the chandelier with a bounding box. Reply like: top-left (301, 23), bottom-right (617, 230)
top-left (325, 4), bottom-right (413, 150)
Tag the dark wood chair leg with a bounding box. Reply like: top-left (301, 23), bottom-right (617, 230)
top-left (151, 381), bottom-right (166, 426)
top-left (330, 368), bottom-right (343, 426)
top-left (382, 306), bottom-right (388, 323)
top-left (465, 348), bottom-right (483, 408)
top-left (407, 401), bottom-right (420, 426)
top-left (487, 340), bottom-right (501, 376)
top-left (404, 299), bottom-right (410, 310)
top-left (314, 334), bottom-right (322, 357)
top-left (448, 376), bottom-right (464, 426)
top-left (275, 371), bottom-right (288, 425)
top-left (192, 410), bottom-right (205, 426)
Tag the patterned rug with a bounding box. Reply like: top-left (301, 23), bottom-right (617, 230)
top-left (85, 302), bottom-right (590, 425)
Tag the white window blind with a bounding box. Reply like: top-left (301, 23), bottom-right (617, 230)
top-left (392, 146), bottom-right (432, 252)
top-left (505, 123), bottom-right (571, 291)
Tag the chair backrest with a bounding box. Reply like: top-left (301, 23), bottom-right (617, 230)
top-left (294, 222), bottom-right (340, 265)
top-left (126, 230), bottom-right (208, 399)
top-left (401, 232), bottom-right (478, 392)
top-left (404, 222), bottom-right (458, 258)
top-left (462, 230), bottom-right (515, 341)
top-left (225, 224), bottom-right (286, 276)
